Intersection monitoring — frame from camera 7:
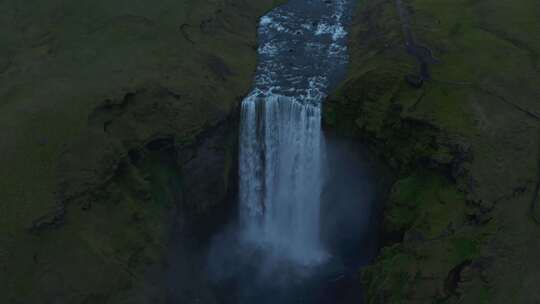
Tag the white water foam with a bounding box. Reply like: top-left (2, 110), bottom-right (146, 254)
top-left (239, 0), bottom-right (353, 266)
top-left (240, 93), bottom-right (326, 264)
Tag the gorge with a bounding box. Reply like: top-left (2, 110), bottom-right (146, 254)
top-left (1, 0), bottom-right (539, 303)
top-left (204, 0), bottom-right (389, 302)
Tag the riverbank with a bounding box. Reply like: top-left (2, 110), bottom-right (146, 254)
top-left (324, 0), bottom-right (540, 302)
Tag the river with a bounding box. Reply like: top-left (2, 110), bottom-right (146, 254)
top-left (161, 1), bottom-right (392, 303)
top-left (206, 1), bottom-right (384, 303)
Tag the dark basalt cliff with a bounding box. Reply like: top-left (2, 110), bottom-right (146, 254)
top-left (324, 0), bottom-right (540, 303)
top-left (0, 0), bottom-right (283, 303)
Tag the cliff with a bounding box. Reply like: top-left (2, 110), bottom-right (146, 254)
top-left (325, 0), bottom-right (540, 302)
top-left (0, 0), bottom-right (283, 303)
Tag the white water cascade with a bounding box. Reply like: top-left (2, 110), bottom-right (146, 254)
top-left (238, 0), bottom-right (353, 265)
top-left (240, 93), bottom-right (325, 263)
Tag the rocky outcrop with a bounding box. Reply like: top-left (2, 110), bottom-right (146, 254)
top-left (325, 0), bottom-right (540, 302)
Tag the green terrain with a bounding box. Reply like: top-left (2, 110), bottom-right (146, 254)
top-left (325, 0), bottom-right (540, 302)
top-left (0, 0), bottom-right (282, 303)
top-left (1, 0), bottom-right (539, 303)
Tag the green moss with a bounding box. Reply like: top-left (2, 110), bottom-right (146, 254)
top-left (328, 0), bottom-right (540, 300)
top-left (0, 0), bottom-right (285, 302)
top-left (385, 170), bottom-right (466, 239)
top-left (139, 151), bottom-right (183, 208)
top-left (327, 0), bottom-right (540, 301)
top-left (477, 287), bottom-right (493, 304)
top-left (451, 237), bottom-right (479, 262)
top-left (363, 245), bottom-right (417, 304)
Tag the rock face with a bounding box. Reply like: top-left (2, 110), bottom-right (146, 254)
top-left (0, 0), bottom-right (284, 303)
top-left (325, 0), bottom-right (540, 303)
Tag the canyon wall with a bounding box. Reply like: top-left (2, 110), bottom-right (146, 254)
top-left (324, 0), bottom-right (540, 302)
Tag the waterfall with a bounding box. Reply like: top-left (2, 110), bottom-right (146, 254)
top-left (238, 0), bottom-right (353, 265)
top-left (240, 93), bottom-right (325, 263)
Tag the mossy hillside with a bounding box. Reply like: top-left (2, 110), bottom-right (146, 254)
top-left (326, 0), bottom-right (540, 302)
top-left (362, 171), bottom-right (496, 303)
top-left (383, 170), bottom-right (466, 240)
top-left (5, 146), bottom-right (180, 303)
top-left (0, 0), bottom-right (284, 303)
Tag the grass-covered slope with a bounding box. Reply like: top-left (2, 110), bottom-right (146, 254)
top-left (325, 0), bottom-right (540, 302)
top-left (0, 0), bottom-right (283, 303)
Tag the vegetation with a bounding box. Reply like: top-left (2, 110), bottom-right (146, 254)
top-left (325, 0), bottom-right (540, 302)
top-left (1, 0), bottom-right (539, 302)
top-left (0, 0), bottom-right (284, 303)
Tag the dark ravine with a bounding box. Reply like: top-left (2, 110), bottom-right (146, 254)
top-left (201, 131), bottom-right (392, 304)
top-left (202, 0), bottom-right (395, 303)
top-left (138, 113), bottom-right (241, 304)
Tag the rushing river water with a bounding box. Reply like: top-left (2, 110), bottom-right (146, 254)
top-left (201, 1), bottom-right (392, 303)
top-left (239, 0), bottom-right (355, 265)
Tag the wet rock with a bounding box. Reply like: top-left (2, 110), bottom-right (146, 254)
top-left (181, 119), bottom-right (237, 215)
